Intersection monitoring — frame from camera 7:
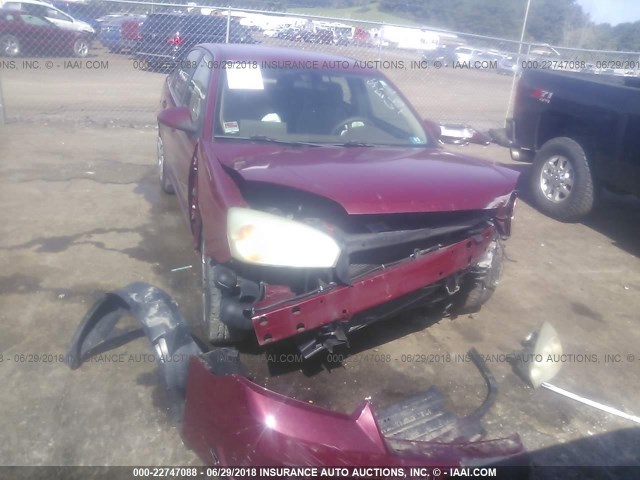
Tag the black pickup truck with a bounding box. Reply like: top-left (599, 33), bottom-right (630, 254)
top-left (507, 68), bottom-right (640, 221)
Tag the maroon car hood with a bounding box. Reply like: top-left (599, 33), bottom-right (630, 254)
top-left (214, 144), bottom-right (519, 214)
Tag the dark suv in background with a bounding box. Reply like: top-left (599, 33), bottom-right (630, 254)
top-left (134, 13), bottom-right (254, 67)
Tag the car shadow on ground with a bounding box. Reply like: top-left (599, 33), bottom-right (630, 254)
top-left (504, 162), bottom-right (640, 258)
top-left (261, 306), bottom-right (445, 378)
top-left (505, 427), bottom-right (640, 479)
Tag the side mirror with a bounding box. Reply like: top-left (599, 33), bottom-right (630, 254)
top-left (423, 119), bottom-right (442, 141)
top-left (158, 106), bottom-right (197, 134)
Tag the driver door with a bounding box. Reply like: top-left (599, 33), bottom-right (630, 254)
top-left (165, 50), bottom-right (212, 214)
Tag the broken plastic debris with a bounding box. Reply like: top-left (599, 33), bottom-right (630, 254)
top-left (171, 265), bottom-right (193, 272)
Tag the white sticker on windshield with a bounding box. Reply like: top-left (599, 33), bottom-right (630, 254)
top-left (226, 65), bottom-right (264, 90)
top-left (223, 121), bottom-right (239, 134)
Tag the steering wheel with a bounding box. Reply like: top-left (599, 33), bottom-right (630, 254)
top-left (331, 117), bottom-right (369, 136)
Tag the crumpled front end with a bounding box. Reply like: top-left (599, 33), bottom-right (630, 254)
top-left (208, 187), bottom-right (517, 356)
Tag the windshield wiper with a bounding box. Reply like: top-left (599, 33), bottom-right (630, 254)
top-left (332, 141), bottom-right (375, 147)
top-left (216, 135), bottom-right (325, 147)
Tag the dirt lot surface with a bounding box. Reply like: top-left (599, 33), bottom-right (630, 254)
top-left (1, 44), bottom-right (640, 474)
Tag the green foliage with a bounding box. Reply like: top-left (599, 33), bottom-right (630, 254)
top-left (374, 0), bottom-right (639, 50)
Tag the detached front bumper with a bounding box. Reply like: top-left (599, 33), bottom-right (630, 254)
top-left (250, 226), bottom-right (496, 347)
top-left (183, 349), bottom-right (526, 468)
top-left (66, 283), bottom-right (527, 471)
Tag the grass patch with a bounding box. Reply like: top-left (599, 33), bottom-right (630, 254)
top-left (287, 2), bottom-right (419, 26)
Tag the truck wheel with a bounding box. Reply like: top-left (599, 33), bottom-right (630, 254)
top-left (157, 135), bottom-right (174, 194)
top-left (454, 240), bottom-right (503, 314)
top-left (530, 137), bottom-right (594, 221)
top-left (201, 236), bottom-right (247, 345)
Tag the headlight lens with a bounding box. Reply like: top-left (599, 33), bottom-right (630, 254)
top-left (227, 207), bottom-right (341, 268)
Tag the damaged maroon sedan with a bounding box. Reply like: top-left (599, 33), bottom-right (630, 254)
top-left (157, 44), bottom-right (518, 356)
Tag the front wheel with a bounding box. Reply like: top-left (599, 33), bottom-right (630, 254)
top-left (0, 34), bottom-right (20, 57)
top-left (201, 236), bottom-right (247, 345)
top-left (73, 38), bottom-right (90, 58)
top-left (453, 240), bottom-right (503, 314)
top-left (530, 137), bottom-right (595, 221)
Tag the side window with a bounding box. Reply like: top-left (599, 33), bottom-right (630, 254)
top-left (184, 55), bottom-right (212, 125)
top-left (21, 14), bottom-right (51, 26)
top-left (46, 8), bottom-right (72, 22)
top-left (170, 49), bottom-right (202, 104)
top-left (20, 4), bottom-right (41, 15)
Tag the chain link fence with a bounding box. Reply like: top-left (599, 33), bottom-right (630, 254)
top-left (1, 0), bottom-right (639, 130)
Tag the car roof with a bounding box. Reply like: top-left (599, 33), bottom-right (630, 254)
top-left (197, 44), bottom-right (373, 73)
top-left (1, 0), bottom-right (58, 6)
top-left (0, 7), bottom-right (24, 14)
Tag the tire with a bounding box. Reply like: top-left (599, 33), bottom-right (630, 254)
top-left (0, 34), bottom-right (20, 58)
top-left (454, 240), bottom-right (503, 314)
top-left (157, 135), bottom-right (174, 194)
top-left (530, 137), bottom-right (595, 221)
top-left (201, 236), bottom-right (246, 345)
top-left (73, 38), bottom-right (90, 58)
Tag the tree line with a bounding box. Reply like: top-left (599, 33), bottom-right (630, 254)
top-left (284, 0), bottom-right (640, 51)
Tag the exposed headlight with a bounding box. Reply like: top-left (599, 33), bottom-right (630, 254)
top-left (509, 322), bottom-right (563, 388)
top-left (227, 207), bottom-right (341, 268)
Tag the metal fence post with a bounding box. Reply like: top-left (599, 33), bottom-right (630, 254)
top-left (505, 0), bottom-right (532, 123)
top-left (378, 21), bottom-right (384, 62)
top-left (226, 6), bottom-right (231, 44)
top-left (0, 74), bottom-right (6, 125)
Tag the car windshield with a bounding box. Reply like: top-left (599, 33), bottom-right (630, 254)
top-left (214, 66), bottom-right (428, 147)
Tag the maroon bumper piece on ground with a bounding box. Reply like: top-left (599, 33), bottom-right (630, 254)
top-left (182, 353), bottom-right (526, 468)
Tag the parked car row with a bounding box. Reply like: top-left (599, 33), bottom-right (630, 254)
top-left (0, 3), bottom-right (260, 62)
top-left (422, 45), bottom-right (522, 75)
top-left (269, 24), bottom-right (351, 46)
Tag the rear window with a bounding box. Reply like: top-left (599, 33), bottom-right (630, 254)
top-left (183, 15), bottom-right (226, 34)
top-left (140, 14), bottom-right (183, 34)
